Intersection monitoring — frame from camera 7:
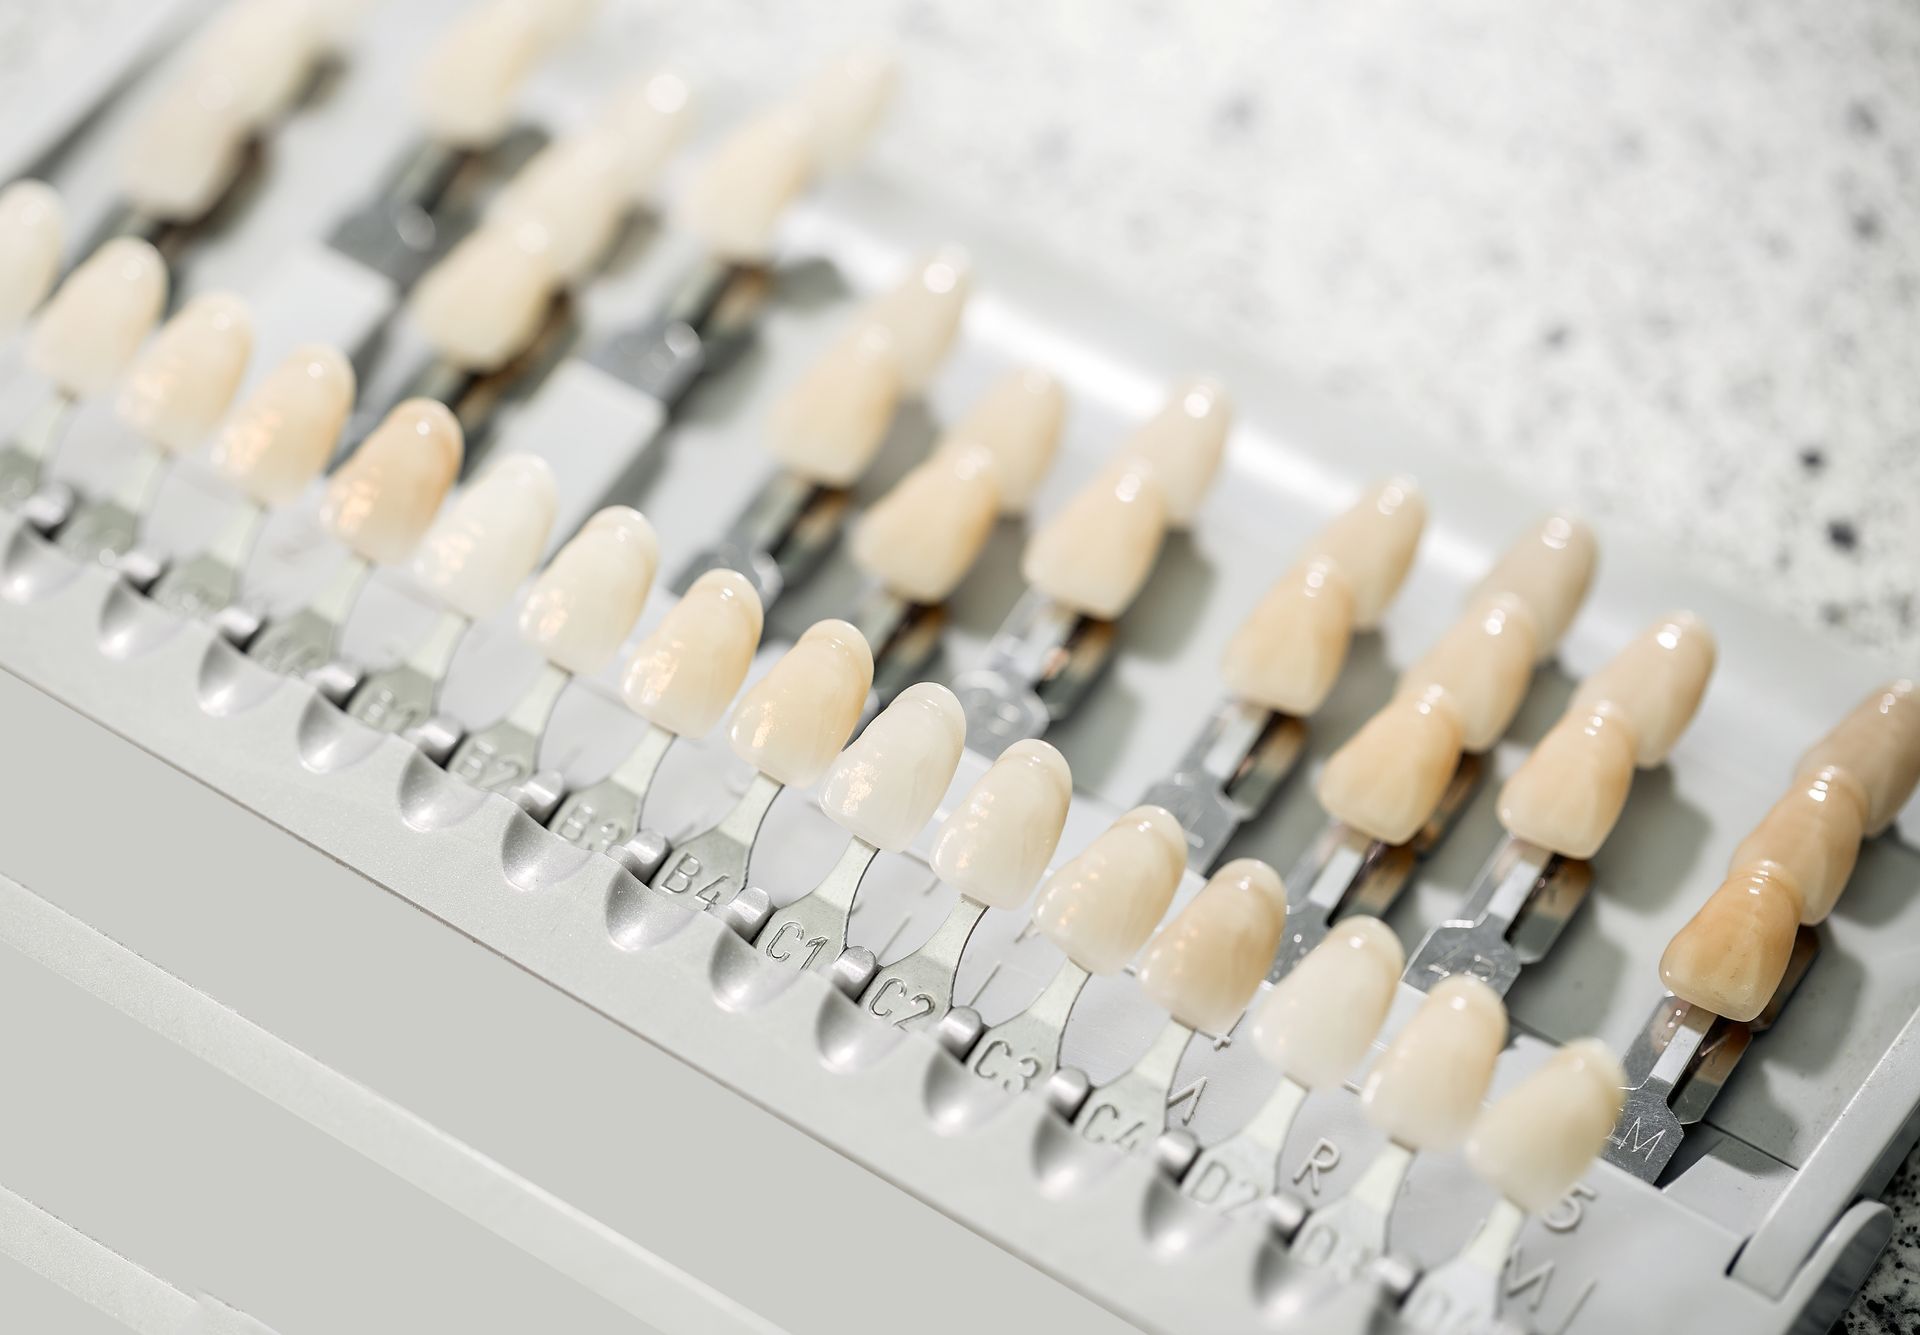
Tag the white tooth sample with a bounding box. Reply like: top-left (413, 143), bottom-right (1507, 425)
top-left (517, 506), bottom-right (658, 675)
top-left (621, 569), bottom-right (765, 737)
top-left (409, 453), bottom-right (557, 619)
top-left (797, 46), bottom-right (898, 171)
top-left (29, 237), bottom-right (168, 397)
top-left (488, 132), bottom-right (626, 281)
top-left (409, 221), bottom-right (557, 372)
top-left (185, 0), bottom-right (325, 127)
top-left (416, 0), bottom-right (546, 148)
top-left (945, 367), bottom-right (1066, 513)
top-left (0, 180), bottom-right (64, 327)
top-left (1496, 702), bottom-right (1638, 859)
top-left (1220, 559), bottom-right (1356, 716)
top-left (674, 109), bottom-right (814, 262)
top-left (207, 343), bottom-right (355, 506)
top-left (1796, 679), bottom-right (1920, 835)
top-left (1021, 464), bottom-right (1169, 619)
top-left (1660, 862), bottom-right (1804, 1022)
top-left (857, 249), bottom-right (970, 392)
top-left (1136, 858), bottom-right (1287, 1035)
top-left (115, 292), bottom-right (253, 454)
top-left (1730, 768), bottom-right (1868, 925)
top-left (120, 79), bottom-right (249, 221)
top-left (1316, 686), bottom-right (1467, 846)
top-left (728, 619), bottom-right (875, 788)
top-left (1466, 1039), bottom-right (1626, 1212)
top-left (820, 683), bottom-right (966, 851)
top-left (596, 72), bottom-right (695, 198)
top-left (929, 739), bottom-right (1072, 911)
top-left (1030, 805), bottom-right (1187, 974)
top-left (1473, 513), bottom-right (1597, 659)
top-left (1251, 916), bottom-right (1405, 1089)
top-left (1569, 613), bottom-right (1717, 766)
top-left (516, 0), bottom-right (599, 48)
top-left (765, 325), bottom-right (902, 486)
top-left (1360, 975), bottom-right (1508, 1151)
top-left (850, 442), bottom-right (999, 604)
top-left (1118, 377), bottom-right (1232, 527)
top-left (1397, 594), bottom-right (1538, 751)
top-left (320, 399), bottom-right (463, 565)
top-left (1306, 476), bottom-right (1426, 628)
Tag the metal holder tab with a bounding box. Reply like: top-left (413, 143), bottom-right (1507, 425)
top-left (951, 589), bottom-right (1117, 758)
top-left (671, 471), bottom-right (852, 607)
top-left (1139, 696), bottom-right (1308, 869)
top-left (1402, 838), bottom-right (1593, 995)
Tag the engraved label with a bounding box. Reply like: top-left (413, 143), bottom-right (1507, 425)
top-left (1292, 1219), bottom-right (1337, 1266)
top-left (1291, 1138), bottom-right (1340, 1195)
top-left (1166, 1074), bottom-right (1207, 1126)
top-left (763, 920), bottom-right (829, 970)
top-left (1609, 1116), bottom-right (1664, 1160)
top-left (866, 977), bottom-right (939, 1030)
top-left (969, 1038), bottom-right (1041, 1093)
top-left (1078, 1102), bottom-right (1152, 1151)
top-left (1540, 1182), bottom-right (1595, 1234)
top-left (1183, 1158), bottom-right (1264, 1215)
top-left (657, 854), bottom-right (730, 907)
top-left (448, 738), bottom-right (525, 791)
top-left (1505, 1246), bottom-right (1599, 1334)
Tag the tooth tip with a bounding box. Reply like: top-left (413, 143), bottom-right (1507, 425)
top-left (1466, 1036), bottom-right (1624, 1211)
top-left (1023, 465), bottom-right (1169, 618)
top-left (1137, 857), bottom-right (1286, 1033)
top-left (822, 681), bottom-right (965, 850)
top-left (1252, 914), bottom-right (1403, 1088)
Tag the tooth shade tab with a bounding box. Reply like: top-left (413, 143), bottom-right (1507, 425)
top-left (674, 109), bottom-right (813, 262)
top-left (207, 342), bottom-right (355, 506)
top-left (1360, 975), bottom-right (1508, 1152)
top-left (488, 132), bottom-right (627, 280)
top-left (798, 45), bottom-right (898, 171)
top-left (29, 237), bottom-right (168, 398)
top-left (1466, 1039), bottom-right (1626, 1213)
top-left (946, 367), bottom-right (1066, 513)
top-left (517, 506), bottom-right (658, 676)
top-left (409, 222), bottom-right (558, 372)
top-left (596, 72), bottom-right (695, 198)
top-left (185, 0), bottom-right (326, 127)
top-left (765, 324), bottom-right (903, 487)
top-left (1569, 612), bottom-right (1716, 766)
top-left (621, 569), bottom-right (765, 738)
top-left (0, 180), bottom-right (64, 327)
top-left (1307, 476), bottom-right (1426, 629)
top-left (929, 739), bottom-right (1072, 911)
top-left (1021, 463), bottom-right (1169, 619)
top-left (1730, 768), bottom-right (1867, 926)
top-left (1220, 558), bottom-right (1356, 717)
top-left (410, 453), bottom-right (557, 620)
top-left (1136, 859), bottom-right (1286, 1034)
top-left (1797, 679), bottom-right (1920, 836)
top-left (1118, 376), bottom-right (1231, 526)
top-left (1251, 916), bottom-right (1405, 1089)
top-left (1398, 593), bottom-right (1538, 752)
top-left (1660, 862), bottom-right (1804, 1022)
top-left (858, 248), bottom-right (970, 392)
top-left (321, 398), bottom-right (463, 565)
top-left (1497, 701), bottom-right (1637, 859)
top-left (851, 442), bottom-right (999, 604)
top-left (820, 683), bottom-right (966, 852)
top-left (416, 0), bottom-right (548, 147)
top-left (1473, 513), bottom-right (1597, 659)
top-left (119, 78), bottom-right (249, 221)
top-left (115, 292), bottom-right (253, 455)
top-left (1029, 805), bottom-right (1187, 975)
top-left (727, 619), bottom-right (875, 788)
top-left (1316, 685), bottom-right (1466, 846)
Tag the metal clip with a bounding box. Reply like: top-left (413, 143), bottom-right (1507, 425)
top-left (952, 590), bottom-right (1117, 758)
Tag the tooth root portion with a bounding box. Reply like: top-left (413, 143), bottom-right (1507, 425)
top-left (1797, 679), bottom-right (1920, 836)
top-left (1022, 464), bottom-right (1169, 619)
top-left (119, 79), bottom-right (249, 221)
top-left (1316, 686), bottom-right (1467, 846)
top-left (674, 110), bottom-right (814, 262)
top-left (1466, 1038), bottom-right (1626, 1212)
top-left (820, 683), bottom-right (966, 851)
top-left (29, 237), bottom-right (168, 397)
top-left (1660, 863), bottom-right (1805, 1022)
top-left (858, 248), bottom-right (970, 392)
top-left (409, 222), bottom-right (557, 372)
top-left (1730, 768), bottom-right (1868, 925)
top-left (416, 0), bottom-right (547, 148)
top-left (945, 367), bottom-right (1066, 513)
top-left (1474, 513), bottom-right (1598, 659)
top-left (115, 292), bottom-right (253, 454)
top-left (320, 399), bottom-right (463, 565)
top-left (207, 343), bottom-right (356, 507)
top-left (728, 619), bottom-right (875, 787)
top-left (1360, 975), bottom-right (1508, 1152)
top-left (929, 739), bottom-right (1073, 911)
top-left (1307, 476), bottom-right (1427, 628)
top-left (516, 506), bottom-right (658, 675)
top-left (1496, 702), bottom-right (1638, 858)
top-left (1136, 859), bottom-right (1287, 1034)
top-left (0, 181), bottom-right (64, 327)
top-left (185, 0), bottom-right (325, 127)
top-left (621, 570), bottom-right (765, 738)
top-left (765, 326), bottom-right (903, 487)
top-left (1250, 916), bottom-right (1405, 1089)
top-left (1398, 594), bottom-right (1539, 752)
top-left (1030, 805), bottom-right (1188, 974)
top-left (851, 443), bottom-right (999, 604)
top-left (797, 45), bottom-right (898, 171)
top-left (1570, 612), bottom-right (1717, 766)
top-left (1119, 377), bottom-right (1231, 527)
top-left (409, 453), bottom-right (557, 620)
top-left (1220, 558), bottom-right (1356, 717)
top-left (596, 72), bottom-right (696, 199)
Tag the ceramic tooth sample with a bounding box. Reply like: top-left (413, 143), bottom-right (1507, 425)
top-left (182, 0), bottom-right (329, 129)
top-left (851, 248), bottom-right (971, 393)
top-left (1796, 678), bottom-right (1920, 835)
top-left (763, 326), bottom-right (904, 488)
top-left (0, 181), bottom-right (64, 329)
top-left (1117, 376), bottom-right (1232, 527)
top-left (1568, 612), bottom-right (1718, 766)
top-left (407, 221), bottom-right (560, 376)
top-left (1303, 475), bottom-right (1426, 628)
top-left (1395, 594), bottom-right (1538, 752)
top-left (797, 46), bottom-right (899, 171)
top-left (119, 77), bottom-right (251, 223)
top-left (950, 367), bottom-right (1067, 513)
top-left (1472, 512), bottom-right (1597, 658)
top-left (1318, 686), bottom-right (1467, 848)
top-left (416, 0), bottom-right (576, 149)
top-left (674, 109), bottom-right (816, 265)
top-left (1021, 461), bottom-right (1169, 621)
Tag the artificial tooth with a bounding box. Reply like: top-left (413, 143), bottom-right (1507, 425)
top-left (1306, 476), bottom-right (1426, 628)
top-left (487, 132), bottom-right (627, 281)
top-left (728, 619), bottom-right (875, 788)
top-left (517, 506), bottom-right (658, 675)
top-left (1118, 377), bottom-right (1231, 526)
top-left (409, 453), bottom-right (557, 620)
top-left (320, 399), bottom-right (463, 565)
top-left (797, 46), bottom-right (898, 171)
top-left (115, 292), bottom-right (254, 454)
top-left (1219, 558), bottom-right (1356, 716)
top-left (206, 343), bottom-right (356, 506)
top-left (1465, 1039), bottom-right (1626, 1213)
top-left (1397, 593), bottom-right (1538, 751)
top-left (1496, 702), bottom-right (1638, 858)
top-left (1360, 975), bottom-right (1508, 1151)
top-left (1250, 916), bottom-right (1405, 1089)
top-left (820, 683), bottom-right (966, 852)
top-left (944, 367), bottom-right (1066, 513)
top-left (621, 569), bottom-right (765, 738)
top-left (1021, 463), bottom-right (1168, 619)
top-left (928, 739), bottom-right (1073, 911)
top-left (765, 325), bottom-right (902, 486)
top-left (596, 71), bottom-right (695, 197)
top-left (120, 78), bottom-right (249, 221)
top-left (1473, 513), bottom-right (1597, 658)
top-left (29, 237), bottom-right (168, 397)
top-left (849, 442), bottom-right (999, 604)
top-left (408, 221), bottom-right (559, 372)
top-left (0, 180), bottom-right (63, 328)
top-left (184, 0), bottom-right (326, 127)
top-left (856, 248), bottom-right (970, 392)
top-left (415, 0), bottom-right (548, 148)
top-left (674, 109), bottom-right (814, 262)
top-left (1659, 863), bottom-right (1804, 1022)
top-left (1136, 859), bottom-right (1287, 1035)
top-left (1316, 685), bottom-right (1467, 846)
top-left (1728, 768), bottom-right (1868, 925)
top-left (1569, 612), bottom-right (1717, 766)
top-left (1029, 805), bottom-right (1187, 974)
top-left (1796, 679), bottom-right (1920, 835)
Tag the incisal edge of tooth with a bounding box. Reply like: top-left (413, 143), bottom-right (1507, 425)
top-left (674, 109), bottom-right (813, 262)
top-left (944, 367), bottom-right (1066, 513)
top-left (1472, 513), bottom-right (1597, 659)
top-left (1568, 612), bottom-right (1717, 766)
top-left (409, 222), bottom-right (558, 372)
top-left (1117, 377), bottom-right (1231, 526)
top-left (410, 453), bottom-right (557, 620)
top-left (1495, 701), bottom-right (1638, 859)
top-left (929, 739), bottom-right (1072, 911)
top-left (596, 72), bottom-right (695, 199)
top-left (207, 343), bottom-right (355, 507)
top-left (185, 0), bottom-right (325, 127)
top-left (1360, 974), bottom-right (1508, 1152)
top-left (727, 618), bottom-right (875, 788)
top-left (1316, 685), bottom-right (1466, 846)
top-left (850, 442), bottom-right (999, 604)
top-left (1730, 767), bottom-right (1868, 925)
top-left (819, 682), bottom-right (966, 851)
top-left (29, 237), bottom-right (168, 398)
top-left (1136, 859), bottom-right (1287, 1035)
top-left (1659, 861), bottom-right (1804, 1023)
top-left (1030, 805), bottom-right (1187, 974)
top-left (120, 78), bottom-right (249, 221)
top-left (488, 132), bottom-right (627, 281)
top-left (321, 399), bottom-right (463, 565)
top-left (621, 569), bottom-right (765, 739)
top-left (115, 292), bottom-right (253, 455)
top-left (1466, 1038), bottom-right (1626, 1213)
top-left (1021, 463), bottom-right (1169, 620)
top-left (857, 248), bottom-right (969, 392)
top-left (1796, 679), bottom-right (1920, 836)
top-left (766, 325), bottom-right (902, 487)
top-left (1250, 915), bottom-right (1405, 1089)
top-left (0, 180), bottom-right (64, 328)
top-left (798, 45), bottom-right (898, 171)
top-left (517, 505), bottom-right (658, 675)
top-left (416, 0), bottom-right (546, 148)
top-left (1219, 558), bottom-right (1356, 717)
top-left (1397, 593), bottom-right (1539, 752)
top-left (1306, 476), bottom-right (1426, 629)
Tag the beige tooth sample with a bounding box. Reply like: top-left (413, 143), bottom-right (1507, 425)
top-left (409, 222), bottom-right (558, 372)
top-left (0, 180), bottom-right (63, 327)
top-left (946, 367), bottom-right (1067, 512)
top-left (1570, 613), bottom-right (1717, 766)
top-left (488, 133), bottom-right (626, 281)
top-left (29, 237), bottom-right (168, 397)
top-left (798, 46), bottom-right (898, 170)
top-left (1730, 768), bottom-right (1867, 924)
top-left (596, 72), bottom-right (696, 196)
top-left (207, 343), bottom-right (356, 506)
top-left (1466, 1039), bottom-right (1625, 1212)
top-left (1496, 703), bottom-right (1637, 859)
top-left (120, 79), bottom-right (249, 221)
top-left (1022, 463), bottom-right (1168, 619)
top-left (416, 0), bottom-right (548, 148)
top-left (1220, 559), bottom-right (1356, 716)
top-left (929, 739), bottom-right (1073, 911)
top-left (1120, 377), bottom-right (1231, 526)
top-left (1317, 686), bottom-right (1466, 846)
top-left (1137, 859), bottom-right (1287, 1035)
top-left (320, 399), bottom-right (463, 565)
top-left (410, 453), bottom-right (557, 619)
top-left (728, 619), bottom-right (875, 787)
top-left (1251, 916), bottom-right (1405, 1089)
top-left (1659, 863), bottom-right (1804, 1022)
top-left (820, 683), bottom-right (966, 851)
top-left (1474, 513), bottom-right (1597, 658)
top-left (1307, 476), bottom-right (1427, 628)
top-left (675, 109), bottom-right (814, 262)
top-left (1361, 975), bottom-right (1508, 1151)
top-left (1030, 805), bottom-right (1187, 974)
top-left (1398, 594), bottom-right (1538, 751)
top-left (622, 569), bottom-right (765, 738)
top-left (857, 249), bottom-right (970, 392)
top-left (116, 292), bottom-right (254, 454)
top-left (1797, 679), bottom-right (1920, 835)
top-left (518, 506), bottom-right (658, 675)
top-left (766, 326), bottom-right (902, 486)
top-left (850, 443), bottom-right (999, 604)
top-left (184, 0), bottom-right (325, 126)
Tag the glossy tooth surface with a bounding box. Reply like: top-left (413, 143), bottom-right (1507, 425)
top-left (1220, 558), bottom-right (1356, 717)
top-left (1316, 686), bottom-right (1466, 846)
top-left (1021, 464), bottom-right (1168, 619)
top-left (120, 79), bottom-right (248, 221)
top-left (0, 181), bottom-right (63, 327)
top-left (409, 222), bottom-right (557, 372)
top-left (320, 399), bottom-right (463, 565)
top-left (1250, 916), bottom-right (1405, 1089)
top-left (115, 292), bottom-right (253, 454)
top-left (858, 249), bottom-right (969, 392)
top-left (850, 442), bottom-right (999, 604)
top-left (728, 619), bottom-right (875, 787)
top-left (820, 683), bottom-right (966, 851)
top-left (1730, 769), bottom-right (1867, 925)
top-left (1466, 1039), bottom-right (1626, 1212)
top-left (1660, 863), bottom-right (1804, 1022)
top-left (798, 46), bottom-right (898, 170)
top-left (416, 0), bottom-right (545, 147)
top-left (1307, 477), bottom-right (1426, 629)
top-left (409, 453), bottom-right (556, 620)
top-left (1136, 859), bottom-right (1286, 1035)
top-left (1569, 613), bottom-right (1716, 766)
top-left (1119, 377), bottom-right (1231, 526)
top-left (1797, 679), bottom-right (1920, 835)
top-left (1496, 702), bottom-right (1638, 858)
top-left (621, 569), bottom-right (765, 738)
top-left (488, 131), bottom-right (626, 280)
top-left (945, 367), bottom-right (1066, 513)
top-left (766, 325), bottom-right (902, 486)
top-left (186, 0), bottom-right (325, 126)
top-left (1030, 805), bottom-right (1187, 974)
top-left (28, 237), bottom-right (168, 397)
top-left (517, 506), bottom-right (658, 675)
top-left (674, 110), bottom-right (813, 262)
top-left (1473, 513), bottom-right (1597, 658)
top-left (929, 739), bottom-right (1072, 911)
top-left (1360, 975), bottom-right (1508, 1152)
top-left (207, 343), bottom-right (354, 506)
top-left (596, 72), bottom-right (695, 198)
top-left (1398, 594), bottom-right (1538, 752)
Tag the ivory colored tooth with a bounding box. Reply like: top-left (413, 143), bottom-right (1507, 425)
top-left (820, 682), bottom-right (966, 851)
top-left (409, 453), bottom-right (557, 620)
top-left (850, 442), bottom-right (999, 603)
top-left (184, 0), bottom-right (325, 127)
top-left (674, 109), bottom-right (814, 262)
top-left (595, 71), bottom-right (695, 198)
top-left (115, 292), bottom-right (253, 455)
top-left (409, 221), bottom-right (557, 372)
top-left (206, 343), bottom-right (355, 506)
top-left (416, 0), bottom-right (547, 148)
top-left (516, 0), bottom-right (599, 48)
top-left (929, 739), bottom-right (1072, 911)
top-left (857, 248), bottom-right (969, 392)
top-left (797, 46), bottom-right (898, 171)
top-left (1021, 463), bottom-right (1169, 619)
top-left (1659, 862), bottom-right (1804, 1022)
top-left (1796, 679), bottom-right (1920, 835)
top-left (1306, 477), bottom-right (1426, 629)
top-left (28, 237), bottom-right (168, 397)
top-left (120, 78), bottom-right (249, 221)
top-left (1473, 513), bottom-right (1597, 659)
top-left (765, 325), bottom-right (902, 486)
top-left (1729, 768), bottom-right (1868, 925)
top-left (1119, 377), bottom-right (1231, 527)
top-left (621, 569), bottom-right (765, 738)
top-left (1316, 686), bottom-right (1466, 846)
top-left (1250, 916), bottom-right (1405, 1089)
top-left (1466, 1039), bottom-right (1626, 1213)
top-left (728, 619), bottom-right (875, 787)
top-left (1398, 594), bottom-right (1538, 751)
top-left (488, 131), bottom-right (626, 281)
top-left (1030, 805), bottom-right (1187, 974)
top-left (0, 180), bottom-right (64, 327)
top-left (945, 367), bottom-right (1066, 513)
top-left (1569, 612), bottom-right (1716, 766)
top-left (1220, 558), bottom-right (1356, 717)
top-left (1360, 975), bottom-right (1508, 1152)
top-left (1136, 859), bottom-right (1287, 1035)
top-left (517, 506), bottom-right (658, 675)
top-left (1496, 702), bottom-right (1638, 858)
top-left (320, 399), bottom-right (463, 565)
